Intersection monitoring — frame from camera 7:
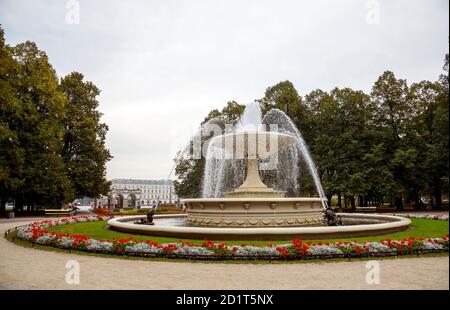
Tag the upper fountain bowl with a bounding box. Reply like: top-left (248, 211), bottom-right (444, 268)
top-left (209, 131), bottom-right (296, 159)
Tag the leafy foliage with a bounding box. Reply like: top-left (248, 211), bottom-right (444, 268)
top-left (0, 27), bottom-right (111, 213)
top-left (59, 72), bottom-right (111, 199)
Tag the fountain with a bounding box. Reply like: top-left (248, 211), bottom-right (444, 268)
top-left (108, 102), bottom-right (411, 240)
top-left (184, 102), bottom-right (325, 227)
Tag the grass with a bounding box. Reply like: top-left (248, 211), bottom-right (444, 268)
top-left (47, 218), bottom-right (449, 246)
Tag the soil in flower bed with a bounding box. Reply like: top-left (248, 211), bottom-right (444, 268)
top-left (47, 218), bottom-right (449, 246)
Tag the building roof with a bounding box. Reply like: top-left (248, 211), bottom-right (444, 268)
top-left (111, 179), bottom-right (174, 185)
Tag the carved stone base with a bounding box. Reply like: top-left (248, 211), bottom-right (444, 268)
top-left (187, 214), bottom-right (324, 227)
top-left (183, 198), bottom-right (325, 227)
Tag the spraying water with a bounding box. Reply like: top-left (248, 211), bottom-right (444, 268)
top-left (201, 102), bottom-right (327, 208)
top-left (262, 108), bottom-right (327, 202)
top-left (235, 101), bottom-right (262, 132)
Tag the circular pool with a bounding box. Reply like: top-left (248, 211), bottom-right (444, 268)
top-left (107, 213), bottom-right (411, 241)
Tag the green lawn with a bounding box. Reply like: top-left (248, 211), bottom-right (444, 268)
top-left (47, 218), bottom-right (449, 246)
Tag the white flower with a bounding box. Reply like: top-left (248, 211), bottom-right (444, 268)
top-left (16, 230), bottom-right (33, 241)
top-left (422, 241), bottom-right (444, 250)
top-left (56, 237), bottom-right (75, 248)
top-left (125, 243), bottom-right (164, 255)
top-left (173, 245), bottom-right (214, 256)
top-left (86, 239), bottom-right (113, 251)
top-left (364, 242), bottom-right (395, 253)
top-left (233, 245), bottom-right (280, 256)
top-left (308, 245), bottom-right (344, 255)
top-left (35, 233), bottom-right (57, 245)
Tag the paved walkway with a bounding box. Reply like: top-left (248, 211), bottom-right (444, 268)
top-left (0, 215), bottom-right (448, 290)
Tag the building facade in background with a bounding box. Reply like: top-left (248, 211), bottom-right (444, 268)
top-left (110, 179), bottom-right (178, 207)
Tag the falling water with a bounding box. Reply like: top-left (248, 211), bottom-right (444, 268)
top-left (262, 108), bottom-right (327, 203)
top-left (200, 102), bottom-right (327, 208)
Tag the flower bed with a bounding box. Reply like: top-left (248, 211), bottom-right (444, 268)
top-left (92, 208), bottom-right (110, 215)
top-left (11, 215), bottom-right (449, 260)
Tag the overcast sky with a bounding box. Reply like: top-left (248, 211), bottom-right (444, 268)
top-left (1, 0), bottom-right (448, 180)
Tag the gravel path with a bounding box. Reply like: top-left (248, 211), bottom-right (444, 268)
top-left (0, 217), bottom-right (448, 290)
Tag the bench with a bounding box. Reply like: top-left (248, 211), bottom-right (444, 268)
top-left (44, 209), bottom-right (73, 216)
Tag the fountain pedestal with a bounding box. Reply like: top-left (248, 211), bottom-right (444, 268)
top-left (224, 158), bottom-right (285, 198)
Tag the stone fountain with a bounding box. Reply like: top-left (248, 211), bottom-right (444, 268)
top-left (108, 102), bottom-right (411, 240)
top-left (183, 130), bottom-right (325, 227)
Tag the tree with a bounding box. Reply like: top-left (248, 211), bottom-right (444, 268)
top-left (424, 54), bottom-right (450, 209)
top-left (435, 54), bottom-right (449, 200)
top-left (331, 88), bottom-right (372, 209)
top-left (304, 88), bottom-right (372, 208)
top-left (0, 27), bottom-right (112, 213)
top-left (0, 27), bottom-right (23, 215)
top-left (259, 81), bottom-right (302, 116)
top-left (370, 71), bottom-right (411, 210)
top-left (221, 101), bottom-right (245, 123)
top-left (11, 41), bottom-right (72, 209)
top-left (59, 72), bottom-right (112, 200)
top-left (303, 89), bottom-right (337, 200)
top-left (174, 154), bottom-right (204, 198)
top-left (407, 80), bottom-right (440, 208)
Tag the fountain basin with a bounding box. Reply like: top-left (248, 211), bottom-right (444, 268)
top-left (183, 197), bottom-right (325, 227)
top-left (107, 213), bottom-right (411, 241)
top-left (210, 131), bottom-right (296, 159)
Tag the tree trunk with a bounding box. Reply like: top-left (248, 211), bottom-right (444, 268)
top-left (350, 196), bottom-right (356, 211)
top-left (358, 195), bottom-right (363, 207)
top-left (14, 195), bottom-right (24, 212)
top-left (413, 191), bottom-right (420, 211)
top-left (0, 199), bottom-right (5, 217)
top-left (433, 178), bottom-right (442, 210)
top-left (395, 196), bottom-right (403, 211)
top-left (337, 192), bottom-right (342, 208)
top-left (344, 195), bottom-right (347, 209)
